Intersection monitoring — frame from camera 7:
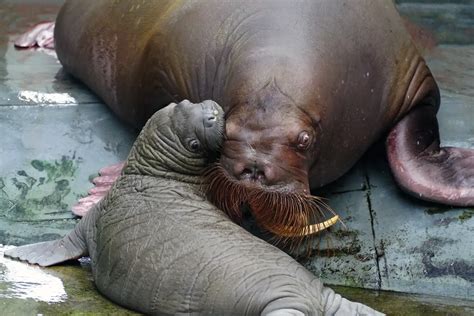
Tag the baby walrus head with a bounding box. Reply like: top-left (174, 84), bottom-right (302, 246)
top-left (123, 100), bottom-right (225, 182)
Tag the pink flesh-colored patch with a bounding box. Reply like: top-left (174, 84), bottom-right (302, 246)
top-left (14, 21), bottom-right (55, 49)
top-left (72, 162), bottom-right (125, 217)
top-left (92, 175), bottom-right (119, 186)
top-left (98, 163), bottom-right (126, 176)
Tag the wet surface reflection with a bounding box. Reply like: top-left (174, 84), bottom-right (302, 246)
top-left (0, 245), bottom-right (67, 303)
top-left (17, 90), bottom-right (77, 105)
top-left (0, 6), bottom-right (97, 107)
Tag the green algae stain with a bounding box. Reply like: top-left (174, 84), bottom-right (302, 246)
top-left (458, 209), bottom-right (474, 223)
top-left (424, 206), bottom-right (453, 215)
top-left (333, 229), bottom-right (359, 239)
top-left (424, 206), bottom-right (474, 225)
top-left (321, 229), bottom-right (362, 258)
top-left (0, 178), bottom-right (14, 212)
top-left (9, 180), bottom-right (71, 217)
top-left (0, 156), bottom-right (79, 220)
top-left (31, 156), bottom-right (78, 183)
top-left (333, 285), bottom-right (474, 316)
top-left (343, 276), bottom-right (363, 288)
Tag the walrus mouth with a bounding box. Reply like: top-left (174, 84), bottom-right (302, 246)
top-left (203, 164), bottom-right (339, 241)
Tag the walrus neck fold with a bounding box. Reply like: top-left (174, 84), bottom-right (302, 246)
top-left (122, 111), bottom-right (209, 184)
top-left (123, 148), bottom-right (204, 185)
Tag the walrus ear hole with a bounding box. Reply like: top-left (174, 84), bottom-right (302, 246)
top-left (188, 139), bottom-right (202, 152)
top-left (296, 131), bottom-right (312, 151)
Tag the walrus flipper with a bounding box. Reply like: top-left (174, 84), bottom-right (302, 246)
top-left (14, 21), bottom-right (55, 49)
top-left (4, 223), bottom-right (88, 267)
top-left (72, 162), bottom-right (125, 217)
top-left (387, 105), bottom-right (474, 206)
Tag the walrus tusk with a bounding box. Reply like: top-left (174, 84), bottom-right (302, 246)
top-left (267, 215), bottom-right (340, 238)
top-left (297, 215), bottom-right (339, 236)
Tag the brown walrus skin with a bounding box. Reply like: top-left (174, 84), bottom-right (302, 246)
top-left (54, 0), bottom-right (473, 214)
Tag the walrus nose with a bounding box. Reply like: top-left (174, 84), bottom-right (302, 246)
top-left (239, 163), bottom-right (267, 182)
top-left (203, 112), bottom-right (218, 128)
top-left (200, 101), bottom-right (221, 128)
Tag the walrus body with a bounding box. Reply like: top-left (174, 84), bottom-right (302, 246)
top-left (5, 100), bottom-right (381, 315)
top-left (55, 0), bottom-right (473, 208)
top-left (56, 0), bottom-right (413, 187)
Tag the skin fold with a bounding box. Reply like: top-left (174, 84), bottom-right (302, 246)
top-left (4, 100), bottom-right (382, 315)
top-left (54, 0), bottom-right (473, 214)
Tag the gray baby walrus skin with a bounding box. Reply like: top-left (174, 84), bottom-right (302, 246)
top-left (4, 100), bottom-right (382, 315)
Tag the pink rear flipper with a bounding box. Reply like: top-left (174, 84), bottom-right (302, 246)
top-left (387, 106), bottom-right (474, 207)
top-left (72, 162), bottom-right (125, 217)
top-left (14, 22), bottom-right (55, 49)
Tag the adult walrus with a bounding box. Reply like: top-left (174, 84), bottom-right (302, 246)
top-left (55, 0), bottom-right (473, 221)
top-left (5, 100), bottom-right (381, 316)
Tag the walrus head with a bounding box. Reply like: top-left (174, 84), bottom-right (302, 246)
top-left (205, 79), bottom-right (339, 245)
top-left (124, 100), bottom-right (224, 180)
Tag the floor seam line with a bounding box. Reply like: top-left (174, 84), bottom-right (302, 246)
top-left (364, 171), bottom-right (382, 290)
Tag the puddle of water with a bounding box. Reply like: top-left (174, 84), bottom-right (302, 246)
top-left (0, 246), bottom-right (136, 314)
top-left (0, 244), bottom-right (67, 303)
top-left (17, 90), bottom-right (77, 105)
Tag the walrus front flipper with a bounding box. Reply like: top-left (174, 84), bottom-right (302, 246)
top-left (72, 162), bottom-right (125, 216)
top-left (387, 105), bottom-right (474, 206)
top-left (4, 226), bottom-right (88, 267)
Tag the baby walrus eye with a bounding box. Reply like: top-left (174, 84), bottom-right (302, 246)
top-left (297, 131), bottom-right (312, 150)
top-left (188, 139), bottom-right (201, 152)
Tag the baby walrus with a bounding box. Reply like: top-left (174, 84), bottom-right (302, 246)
top-left (5, 100), bottom-right (382, 315)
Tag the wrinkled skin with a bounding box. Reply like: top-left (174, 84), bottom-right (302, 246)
top-left (55, 0), bottom-right (473, 208)
top-left (5, 100), bottom-right (382, 316)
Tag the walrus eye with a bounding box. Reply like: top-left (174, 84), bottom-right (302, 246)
top-left (297, 131), bottom-right (312, 150)
top-left (188, 139), bottom-right (201, 152)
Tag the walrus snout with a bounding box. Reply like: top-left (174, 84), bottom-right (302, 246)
top-left (204, 114), bottom-right (217, 127)
top-left (221, 154), bottom-right (276, 186)
top-left (194, 100), bottom-right (224, 128)
top-left (201, 107), bottom-right (219, 129)
top-left (220, 153), bottom-right (309, 194)
top-left (236, 161), bottom-right (272, 183)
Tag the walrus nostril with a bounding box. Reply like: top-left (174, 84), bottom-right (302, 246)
top-left (242, 168), bottom-right (253, 176)
top-left (203, 115), bottom-right (217, 128)
top-left (240, 166), bottom-right (266, 182)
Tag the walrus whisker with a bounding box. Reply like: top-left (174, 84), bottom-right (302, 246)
top-left (204, 164), bottom-right (248, 222)
top-left (250, 192), bottom-right (337, 233)
top-left (204, 163), bottom-right (340, 252)
top-left (248, 193), bottom-right (337, 250)
top-left (308, 197), bottom-right (346, 229)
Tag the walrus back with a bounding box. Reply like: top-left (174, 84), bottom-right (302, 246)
top-left (54, 0), bottom-right (177, 126)
top-left (55, 0), bottom-right (420, 135)
top-left (54, 0), bottom-right (436, 189)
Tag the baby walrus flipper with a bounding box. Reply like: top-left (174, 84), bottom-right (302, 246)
top-left (3, 99), bottom-right (225, 267)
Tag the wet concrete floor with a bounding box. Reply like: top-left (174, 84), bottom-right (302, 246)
top-left (0, 0), bottom-right (473, 314)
